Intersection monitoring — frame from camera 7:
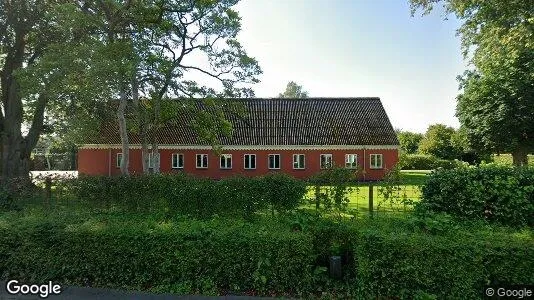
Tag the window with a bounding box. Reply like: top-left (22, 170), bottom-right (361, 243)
top-left (116, 153), bottom-right (123, 168)
top-left (196, 154), bottom-right (208, 169)
top-left (172, 153), bottom-right (184, 169)
top-left (268, 154), bottom-right (280, 169)
top-left (320, 154), bottom-right (333, 169)
top-left (147, 152), bottom-right (158, 169)
top-left (244, 154), bottom-right (256, 169)
top-left (370, 154), bottom-right (383, 169)
top-left (345, 154), bottom-right (358, 169)
top-left (293, 154), bottom-right (305, 169)
top-left (220, 154), bottom-right (232, 169)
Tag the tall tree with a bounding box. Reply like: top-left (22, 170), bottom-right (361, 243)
top-left (397, 130), bottom-right (423, 154)
top-left (410, 0), bottom-right (534, 166)
top-left (419, 124), bottom-right (462, 160)
top-left (0, 1), bottom-right (92, 180)
top-left (278, 81), bottom-right (309, 98)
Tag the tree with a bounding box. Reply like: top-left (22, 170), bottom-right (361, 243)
top-left (397, 130), bottom-right (423, 154)
top-left (278, 81), bottom-right (308, 98)
top-left (419, 124), bottom-right (462, 160)
top-left (0, 1), bottom-right (95, 180)
top-left (410, 0), bottom-right (534, 166)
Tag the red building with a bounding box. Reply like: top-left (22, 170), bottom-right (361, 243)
top-left (78, 98), bottom-right (399, 181)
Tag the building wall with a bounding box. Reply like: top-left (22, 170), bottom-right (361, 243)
top-left (78, 147), bottom-right (399, 181)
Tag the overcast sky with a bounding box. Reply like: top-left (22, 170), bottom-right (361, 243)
top-left (227, 0), bottom-right (466, 133)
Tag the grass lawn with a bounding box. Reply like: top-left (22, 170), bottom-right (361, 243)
top-left (304, 170), bottom-right (428, 214)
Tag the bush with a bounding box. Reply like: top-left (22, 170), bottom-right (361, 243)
top-left (0, 211), bottom-right (532, 298)
top-left (58, 173), bottom-right (307, 218)
top-left (418, 165), bottom-right (534, 227)
top-left (0, 216), bottom-right (316, 296)
top-left (308, 167), bottom-right (358, 213)
top-left (398, 154), bottom-right (468, 170)
top-left (354, 221), bottom-right (534, 299)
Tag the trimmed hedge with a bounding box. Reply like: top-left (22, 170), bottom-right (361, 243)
top-left (355, 224), bottom-right (534, 299)
top-left (0, 216), bottom-right (316, 296)
top-left (418, 165), bottom-right (534, 227)
top-left (58, 173), bottom-right (307, 218)
top-left (0, 212), bottom-right (532, 298)
top-left (398, 154), bottom-right (468, 170)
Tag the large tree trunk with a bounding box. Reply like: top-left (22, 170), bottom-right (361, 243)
top-left (512, 146), bottom-right (529, 166)
top-left (117, 88), bottom-right (129, 175)
top-left (131, 75), bottom-right (150, 174)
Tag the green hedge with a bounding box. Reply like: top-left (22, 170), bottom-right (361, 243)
top-left (0, 212), bottom-right (533, 298)
top-left (398, 154), bottom-right (468, 170)
top-left (0, 216), bottom-right (316, 296)
top-left (355, 224), bottom-right (534, 299)
top-left (58, 173), bottom-right (307, 218)
top-left (418, 165), bottom-right (534, 227)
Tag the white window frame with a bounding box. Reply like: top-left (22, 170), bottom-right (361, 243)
top-left (196, 154), bottom-right (208, 169)
top-left (370, 154), bottom-right (383, 169)
top-left (116, 153), bottom-right (123, 168)
top-left (147, 152), bottom-right (160, 169)
top-left (268, 154), bottom-right (281, 170)
top-left (293, 154), bottom-right (305, 169)
top-left (172, 153), bottom-right (184, 169)
top-left (320, 154), bottom-right (333, 169)
top-left (345, 154), bottom-right (358, 169)
top-left (220, 154), bottom-right (232, 169)
top-left (244, 154), bottom-right (256, 170)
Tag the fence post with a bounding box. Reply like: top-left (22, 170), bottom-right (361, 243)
top-left (368, 184), bottom-right (373, 218)
top-left (45, 177), bottom-right (52, 208)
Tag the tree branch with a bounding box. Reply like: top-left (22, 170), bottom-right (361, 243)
top-left (24, 93), bottom-right (48, 153)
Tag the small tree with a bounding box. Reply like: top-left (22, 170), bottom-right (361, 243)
top-left (278, 81), bottom-right (309, 98)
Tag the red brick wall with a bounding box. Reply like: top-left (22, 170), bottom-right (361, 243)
top-left (78, 147), bottom-right (399, 180)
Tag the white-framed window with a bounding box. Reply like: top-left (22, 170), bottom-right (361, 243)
top-left (147, 152), bottom-right (158, 169)
top-left (172, 153), bottom-right (184, 169)
top-left (220, 154), bottom-right (232, 169)
top-left (345, 154), bottom-right (358, 169)
top-left (293, 154), bottom-right (305, 169)
top-left (196, 154), bottom-right (208, 169)
top-left (320, 154), bottom-right (333, 169)
top-left (116, 153), bottom-right (123, 168)
top-left (370, 154), bottom-right (383, 169)
top-left (244, 154), bottom-right (256, 169)
top-left (268, 154), bottom-right (280, 169)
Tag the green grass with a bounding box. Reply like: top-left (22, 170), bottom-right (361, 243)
top-left (304, 170), bottom-right (428, 214)
top-left (491, 153), bottom-right (534, 165)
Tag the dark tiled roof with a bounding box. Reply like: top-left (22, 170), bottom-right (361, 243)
top-left (87, 98), bottom-right (399, 146)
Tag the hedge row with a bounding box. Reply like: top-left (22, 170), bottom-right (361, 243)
top-left (418, 165), bottom-right (534, 227)
top-left (398, 154), bottom-right (468, 170)
top-left (57, 173), bottom-right (307, 218)
top-left (1, 213), bottom-right (532, 298)
top-left (0, 217), bottom-right (316, 296)
top-left (355, 225), bottom-right (534, 299)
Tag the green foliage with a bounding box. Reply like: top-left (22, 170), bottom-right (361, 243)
top-left (309, 167), bottom-right (358, 214)
top-left (418, 165), bottom-right (534, 227)
top-left (397, 130), bottom-right (423, 154)
top-left (419, 124), bottom-right (462, 160)
top-left (411, 0), bottom-right (534, 165)
top-left (0, 216), bottom-right (316, 296)
top-left (355, 219), bottom-right (534, 299)
top-left (278, 81), bottom-right (309, 98)
top-left (0, 209), bottom-right (532, 298)
top-left (58, 173), bottom-right (306, 219)
top-left (398, 154), bottom-right (468, 170)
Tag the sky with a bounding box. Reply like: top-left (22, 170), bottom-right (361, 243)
top-left (226, 0), bottom-right (467, 133)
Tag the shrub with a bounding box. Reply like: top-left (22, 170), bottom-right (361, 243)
top-left (308, 167), bottom-right (358, 213)
top-left (0, 216), bottom-right (316, 296)
top-left (58, 173), bottom-right (307, 218)
top-left (418, 165), bottom-right (534, 227)
top-left (398, 154), bottom-right (467, 170)
top-left (354, 223), bottom-right (534, 299)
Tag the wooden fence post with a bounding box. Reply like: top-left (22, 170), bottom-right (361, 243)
top-left (45, 177), bottom-right (52, 208)
top-left (368, 184), bottom-right (374, 218)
